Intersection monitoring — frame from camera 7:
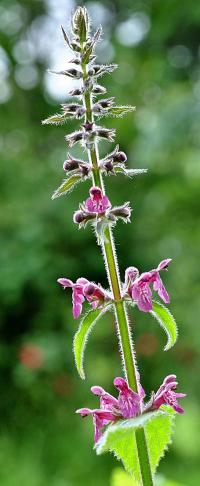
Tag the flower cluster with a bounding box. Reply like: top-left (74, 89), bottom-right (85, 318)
top-left (57, 259), bottom-right (172, 319)
top-left (123, 259), bottom-right (171, 312)
top-left (76, 375), bottom-right (185, 443)
top-left (57, 277), bottom-right (110, 319)
top-left (73, 186), bottom-right (131, 229)
top-left (100, 144), bottom-right (127, 174)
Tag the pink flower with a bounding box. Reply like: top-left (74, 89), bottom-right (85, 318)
top-left (57, 277), bottom-right (89, 319)
top-left (76, 377), bottom-right (143, 443)
top-left (83, 282), bottom-right (109, 309)
top-left (85, 186), bottom-right (111, 214)
top-left (125, 259), bottom-right (171, 312)
top-left (76, 408), bottom-right (116, 443)
top-left (73, 186), bottom-right (131, 230)
top-left (150, 374), bottom-right (186, 414)
top-left (114, 377), bottom-right (142, 418)
top-left (57, 277), bottom-right (109, 318)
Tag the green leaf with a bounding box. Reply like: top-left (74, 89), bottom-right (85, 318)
top-left (113, 166), bottom-right (148, 177)
top-left (151, 301), bottom-right (178, 351)
top-left (106, 106), bottom-right (136, 117)
top-left (52, 174), bottom-right (83, 199)
top-left (42, 113), bottom-right (70, 125)
top-left (96, 407), bottom-right (175, 483)
top-left (73, 305), bottom-right (111, 379)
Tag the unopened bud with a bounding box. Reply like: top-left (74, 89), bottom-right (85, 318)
top-left (50, 68), bottom-right (82, 79)
top-left (110, 203), bottom-right (132, 222)
top-left (63, 159), bottom-right (79, 171)
top-left (103, 160), bottom-right (114, 172)
top-left (68, 88), bottom-right (83, 96)
top-left (113, 151), bottom-right (127, 163)
top-left (65, 130), bottom-right (83, 147)
top-left (83, 122), bottom-right (93, 132)
top-left (70, 42), bottom-right (81, 52)
top-left (92, 84), bottom-right (107, 95)
top-left (72, 7), bottom-right (89, 43)
top-left (73, 209), bottom-right (95, 227)
top-left (80, 164), bottom-right (90, 176)
top-left (73, 210), bottom-right (86, 224)
top-left (99, 97), bottom-right (115, 109)
top-left (95, 127), bottom-right (116, 142)
top-left (76, 106), bottom-right (86, 118)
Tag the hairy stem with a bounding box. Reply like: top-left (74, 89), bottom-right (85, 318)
top-left (81, 56), bottom-right (153, 486)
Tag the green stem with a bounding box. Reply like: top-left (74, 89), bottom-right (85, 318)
top-left (81, 55), bottom-right (154, 486)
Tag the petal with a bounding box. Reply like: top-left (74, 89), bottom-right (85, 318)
top-left (73, 301), bottom-right (82, 319)
top-left (173, 403), bottom-right (184, 414)
top-left (85, 197), bottom-right (95, 212)
top-left (57, 278), bottom-right (74, 288)
top-left (157, 258), bottom-right (172, 271)
top-left (153, 275), bottom-right (170, 304)
top-left (163, 374), bottom-right (177, 385)
top-left (76, 277), bottom-right (89, 286)
top-left (114, 377), bottom-right (141, 418)
top-left (76, 407), bottom-right (92, 417)
top-left (137, 287), bottom-right (153, 312)
top-left (102, 195), bottom-right (111, 210)
top-left (125, 267), bottom-right (139, 287)
top-left (91, 386), bottom-right (106, 396)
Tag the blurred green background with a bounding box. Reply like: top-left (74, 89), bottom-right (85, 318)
top-left (0, 0), bottom-right (200, 484)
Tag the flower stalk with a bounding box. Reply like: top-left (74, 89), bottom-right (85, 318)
top-left (80, 35), bottom-right (153, 486)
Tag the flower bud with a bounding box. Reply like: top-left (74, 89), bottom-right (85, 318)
top-left (65, 130), bottom-right (83, 147)
top-left (73, 210), bottom-right (86, 225)
top-left (50, 68), bottom-right (82, 79)
top-left (61, 103), bottom-right (80, 113)
top-left (72, 7), bottom-right (89, 43)
top-left (110, 203), bottom-right (132, 222)
top-left (68, 88), bottom-right (83, 96)
top-left (80, 164), bottom-right (90, 176)
top-left (92, 84), bottom-right (107, 95)
top-left (103, 160), bottom-right (114, 172)
top-left (113, 151), bottom-right (127, 163)
top-left (98, 97), bottom-right (115, 109)
top-left (95, 127), bottom-right (116, 142)
top-left (73, 209), bottom-right (95, 228)
top-left (83, 122), bottom-right (93, 132)
top-left (70, 41), bottom-right (81, 52)
top-left (63, 159), bottom-right (80, 171)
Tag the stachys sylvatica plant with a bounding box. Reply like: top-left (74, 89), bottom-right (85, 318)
top-left (42, 7), bottom-right (186, 485)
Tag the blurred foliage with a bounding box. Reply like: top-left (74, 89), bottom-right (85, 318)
top-left (0, 0), bottom-right (200, 484)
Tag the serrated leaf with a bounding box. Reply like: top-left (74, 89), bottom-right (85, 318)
top-left (52, 174), bottom-right (83, 199)
top-left (96, 408), bottom-right (175, 483)
top-left (95, 64), bottom-right (118, 77)
top-left (73, 305), bottom-right (111, 379)
top-left (42, 113), bottom-right (70, 125)
top-left (113, 166), bottom-right (147, 177)
top-left (151, 301), bottom-right (178, 351)
top-left (106, 106), bottom-right (136, 117)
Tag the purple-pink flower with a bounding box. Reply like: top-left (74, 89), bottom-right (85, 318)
top-left (85, 186), bottom-right (111, 214)
top-left (73, 186), bottom-right (131, 229)
top-left (57, 277), bottom-right (89, 319)
top-left (76, 374), bottom-right (185, 444)
top-left (76, 377), bottom-right (143, 443)
top-left (150, 374), bottom-right (186, 414)
top-left (57, 277), bottom-right (110, 318)
top-left (124, 259), bottom-right (171, 312)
